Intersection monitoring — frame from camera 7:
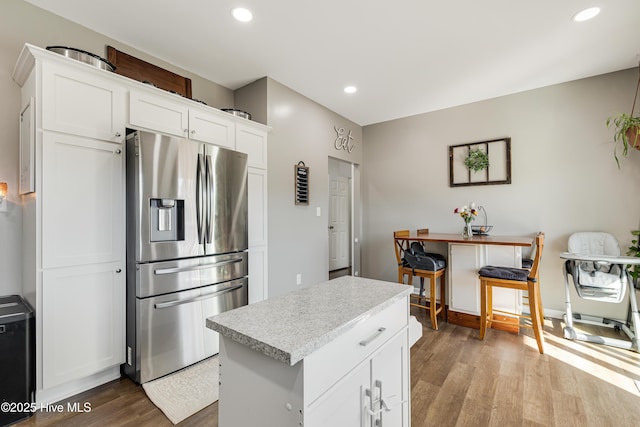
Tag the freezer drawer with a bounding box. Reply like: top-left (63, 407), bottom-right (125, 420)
top-left (136, 252), bottom-right (248, 298)
top-left (136, 277), bottom-right (247, 384)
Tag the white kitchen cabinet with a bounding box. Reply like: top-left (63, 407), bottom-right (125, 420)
top-left (188, 106), bottom-right (235, 149)
top-left (305, 356), bottom-right (370, 427)
top-left (41, 263), bottom-right (125, 389)
top-left (42, 61), bottom-right (125, 143)
top-left (306, 331), bottom-right (409, 427)
top-left (248, 167), bottom-right (268, 248)
top-left (215, 287), bottom-right (410, 427)
top-left (129, 89), bottom-right (189, 138)
top-left (248, 246), bottom-right (268, 304)
top-left (449, 243), bottom-right (522, 315)
top-left (129, 90), bottom-right (236, 149)
top-left (14, 43), bottom-right (270, 401)
top-left (41, 132), bottom-right (123, 269)
top-left (13, 44), bottom-right (126, 404)
top-left (236, 124), bottom-right (268, 169)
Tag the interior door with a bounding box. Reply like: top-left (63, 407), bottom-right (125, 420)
top-left (329, 175), bottom-right (350, 271)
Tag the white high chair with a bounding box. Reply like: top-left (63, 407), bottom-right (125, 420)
top-left (561, 232), bottom-right (640, 352)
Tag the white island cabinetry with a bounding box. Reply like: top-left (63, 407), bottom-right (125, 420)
top-left (207, 276), bottom-right (411, 427)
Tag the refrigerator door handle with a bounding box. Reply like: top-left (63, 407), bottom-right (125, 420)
top-left (153, 284), bottom-right (245, 309)
top-left (205, 154), bottom-right (214, 244)
top-left (196, 153), bottom-right (206, 244)
top-left (154, 257), bottom-right (244, 275)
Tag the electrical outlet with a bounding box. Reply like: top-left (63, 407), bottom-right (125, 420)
top-left (296, 274), bottom-right (302, 285)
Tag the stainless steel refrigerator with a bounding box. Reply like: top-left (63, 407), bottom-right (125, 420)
top-left (124, 129), bottom-right (249, 384)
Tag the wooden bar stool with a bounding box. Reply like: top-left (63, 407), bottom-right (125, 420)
top-left (404, 231), bottom-right (447, 330)
top-left (393, 230), bottom-right (412, 284)
top-left (478, 232), bottom-right (545, 353)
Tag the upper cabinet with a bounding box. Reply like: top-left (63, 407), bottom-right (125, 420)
top-left (129, 89), bottom-right (188, 138)
top-left (236, 124), bottom-right (268, 169)
top-left (42, 62), bottom-right (126, 143)
top-left (188, 106), bottom-right (235, 149)
top-left (129, 90), bottom-right (236, 150)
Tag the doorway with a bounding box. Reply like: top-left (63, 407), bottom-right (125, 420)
top-left (328, 157), bottom-right (360, 279)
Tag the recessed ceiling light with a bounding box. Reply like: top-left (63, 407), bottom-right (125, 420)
top-left (232, 7), bottom-right (253, 22)
top-left (572, 7), bottom-right (600, 22)
top-left (344, 86), bottom-right (357, 94)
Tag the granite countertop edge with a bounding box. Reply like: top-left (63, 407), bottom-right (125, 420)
top-left (285, 291), bottom-right (409, 365)
top-left (207, 277), bottom-right (411, 366)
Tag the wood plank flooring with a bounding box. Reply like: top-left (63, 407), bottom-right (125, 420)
top-left (15, 308), bottom-right (640, 426)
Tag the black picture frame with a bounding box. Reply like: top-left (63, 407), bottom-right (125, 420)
top-left (449, 137), bottom-right (511, 187)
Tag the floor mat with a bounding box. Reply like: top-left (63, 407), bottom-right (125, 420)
top-left (142, 356), bottom-right (219, 424)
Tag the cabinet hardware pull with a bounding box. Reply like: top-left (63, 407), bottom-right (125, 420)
top-left (359, 327), bottom-right (386, 347)
top-left (154, 257), bottom-right (243, 275)
top-left (191, 130), bottom-right (196, 134)
top-left (154, 284), bottom-right (244, 309)
top-left (115, 132), bottom-right (121, 138)
top-left (184, 128), bottom-right (189, 133)
top-left (115, 268), bottom-right (122, 273)
top-left (115, 149), bottom-right (122, 154)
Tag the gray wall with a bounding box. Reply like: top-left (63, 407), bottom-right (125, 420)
top-left (264, 78), bottom-right (362, 297)
top-left (362, 68), bottom-right (640, 318)
top-left (0, 0), bottom-right (233, 296)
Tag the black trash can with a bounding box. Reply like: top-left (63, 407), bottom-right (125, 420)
top-left (0, 295), bottom-right (35, 427)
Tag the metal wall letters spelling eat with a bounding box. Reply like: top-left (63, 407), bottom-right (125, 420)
top-left (449, 137), bottom-right (511, 187)
top-left (294, 161), bottom-right (309, 205)
top-left (334, 125), bottom-right (355, 153)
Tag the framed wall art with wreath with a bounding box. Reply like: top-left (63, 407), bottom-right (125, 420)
top-left (449, 137), bottom-right (511, 187)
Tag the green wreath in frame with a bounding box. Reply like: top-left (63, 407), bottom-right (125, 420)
top-left (464, 149), bottom-right (489, 172)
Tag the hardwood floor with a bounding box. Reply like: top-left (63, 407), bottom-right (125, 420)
top-left (16, 309), bottom-right (640, 426)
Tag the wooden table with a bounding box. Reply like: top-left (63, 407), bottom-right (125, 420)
top-left (396, 232), bottom-right (533, 247)
top-left (395, 232), bottom-right (534, 331)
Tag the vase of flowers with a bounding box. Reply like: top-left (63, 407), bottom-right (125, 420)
top-left (454, 204), bottom-right (478, 238)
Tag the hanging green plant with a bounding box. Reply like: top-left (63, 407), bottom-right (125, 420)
top-left (464, 149), bottom-right (489, 172)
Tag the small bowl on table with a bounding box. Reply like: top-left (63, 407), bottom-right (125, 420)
top-left (471, 225), bottom-right (493, 235)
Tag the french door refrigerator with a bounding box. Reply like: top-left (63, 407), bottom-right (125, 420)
top-left (124, 129), bottom-right (249, 384)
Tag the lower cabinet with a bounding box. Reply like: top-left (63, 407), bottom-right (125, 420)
top-left (41, 263), bottom-right (124, 389)
top-left (306, 332), bottom-right (409, 427)
top-left (218, 297), bottom-right (410, 426)
top-left (449, 243), bottom-right (523, 316)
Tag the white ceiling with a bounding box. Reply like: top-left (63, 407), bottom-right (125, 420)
top-left (24, 0), bottom-right (640, 126)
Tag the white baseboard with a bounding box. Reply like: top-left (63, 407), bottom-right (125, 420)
top-left (36, 365), bottom-right (121, 405)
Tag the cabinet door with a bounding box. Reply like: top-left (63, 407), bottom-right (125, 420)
top-left (42, 263), bottom-right (125, 389)
top-left (248, 167), bottom-right (268, 247)
top-left (248, 246), bottom-right (268, 304)
top-left (370, 332), bottom-right (410, 427)
top-left (42, 62), bottom-right (125, 143)
top-left (236, 124), bottom-right (268, 169)
top-left (41, 132), bottom-right (124, 268)
top-left (305, 358), bottom-right (371, 427)
top-left (449, 243), bottom-right (482, 314)
top-left (129, 90), bottom-right (188, 138)
top-left (189, 108), bottom-right (235, 149)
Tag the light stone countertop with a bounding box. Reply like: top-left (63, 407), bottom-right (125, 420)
top-left (206, 276), bottom-right (411, 366)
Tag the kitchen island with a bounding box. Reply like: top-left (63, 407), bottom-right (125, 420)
top-left (207, 275), bottom-right (412, 427)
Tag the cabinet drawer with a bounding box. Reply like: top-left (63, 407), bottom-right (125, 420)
top-left (304, 296), bottom-right (408, 404)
